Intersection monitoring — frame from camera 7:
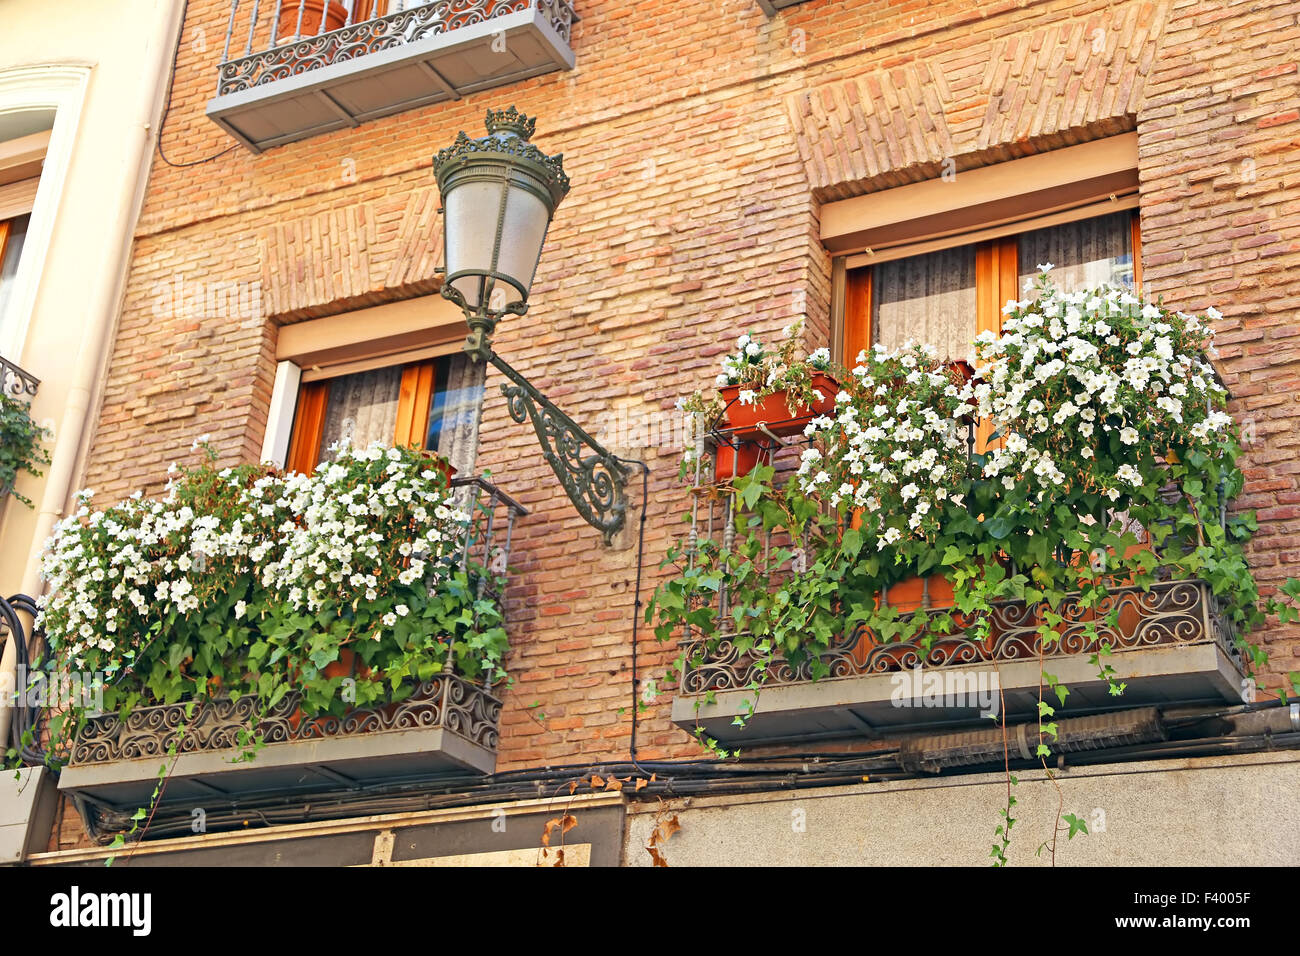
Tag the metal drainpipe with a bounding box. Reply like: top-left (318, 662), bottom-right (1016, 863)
top-left (0, 0), bottom-right (186, 747)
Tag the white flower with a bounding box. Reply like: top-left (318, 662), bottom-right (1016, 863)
top-left (234, 601), bottom-right (247, 619)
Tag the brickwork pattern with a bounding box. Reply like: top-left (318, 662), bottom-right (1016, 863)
top-left (61, 0), bottom-right (1300, 848)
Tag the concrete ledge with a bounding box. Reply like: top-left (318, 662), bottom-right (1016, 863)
top-left (623, 750), bottom-right (1300, 866)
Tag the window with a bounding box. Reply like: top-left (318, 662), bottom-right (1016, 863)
top-left (844, 209), bottom-right (1140, 365)
top-left (843, 209), bottom-right (1140, 448)
top-left (284, 352), bottom-right (483, 475)
top-left (0, 214), bottom-right (30, 324)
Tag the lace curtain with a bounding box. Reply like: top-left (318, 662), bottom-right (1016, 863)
top-left (1018, 211), bottom-right (1134, 293)
top-left (315, 355), bottom-right (485, 470)
top-left (872, 245), bottom-right (978, 364)
top-left (320, 365), bottom-right (404, 456)
top-left (429, 357), bottom-right (486, 476)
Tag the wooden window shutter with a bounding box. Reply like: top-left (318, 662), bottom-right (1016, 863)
top-left (285, 381), bottom-right (330, 474)
top-left (393, 361), bottom-right (436, 449)
top-left (843, 266), bottom-right (872, 365)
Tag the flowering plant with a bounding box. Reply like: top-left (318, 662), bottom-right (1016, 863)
top-left (715, 320), bottom-right (836, 411)
top-left (799, 341), bottom-right (977, 550)
top-left (974, 272), bottom-right (1232, 508)
top-left (34, 441), bottom-right (508, 760)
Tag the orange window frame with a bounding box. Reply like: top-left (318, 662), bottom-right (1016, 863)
top-left (284, 359), bottom-right (439, 474)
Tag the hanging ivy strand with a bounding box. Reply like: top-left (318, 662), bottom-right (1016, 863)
top-left (0, 392), bottom-right (51, 507)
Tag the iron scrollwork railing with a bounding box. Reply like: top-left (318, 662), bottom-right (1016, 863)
top-left (488, 351), bottom-right (631, 544)
top-left (1, 593), bottom-right (51, 767)
top-left (216, 0), bottom-right (577, 96)
top-left (678, 579), bottom-right (1243, 695)
top-left (68, 672), bottom-right (502, 766)
top-left (0, 356), bottom-right (39, 400)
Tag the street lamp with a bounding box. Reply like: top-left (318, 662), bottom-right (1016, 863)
top-left (433, 108), bottom-right (632, 543)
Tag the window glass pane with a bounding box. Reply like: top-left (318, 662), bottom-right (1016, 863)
top-left (427, 353), bottom-right (485, 474)
top-left (872, 245), bottom-right (977, 363)
top-left (0, 214), bottom-right (31, 324)
top-left (320, 365), bottom-right (403, 456)
top-left (1018, 211), bottom-right (1134, 293)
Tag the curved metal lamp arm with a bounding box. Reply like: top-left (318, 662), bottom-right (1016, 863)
top-left (487, 351), bottom-right (630, 544)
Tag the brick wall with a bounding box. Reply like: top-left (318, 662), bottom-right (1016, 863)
top-left (62, 0), bottom-right (1300, 846)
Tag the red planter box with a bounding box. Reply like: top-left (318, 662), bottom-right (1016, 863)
top-left (714, 442), bottom-right (764, 482)
top-left (719, 372), bottom-right (838, 438)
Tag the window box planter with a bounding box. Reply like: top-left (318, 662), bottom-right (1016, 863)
top-left (719, 372), bottom-right (839, 439)
top-left (714, 440), bottom-right (766, 483)
top-left (277, 1), bottom-right (349, 41)
top-left (673, 579), bottom-right (1246, 744)
top-left (58, 673), bottom-right (501, 842)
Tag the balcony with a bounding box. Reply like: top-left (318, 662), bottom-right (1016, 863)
top-left (672, 577), bottom-right (1246, 746)
top-left (207, 0), bottom-right (578, 153)
top-left (53, 475), bottom-right (527, 843)
top-left (755, 0), bottom-right (810, 14)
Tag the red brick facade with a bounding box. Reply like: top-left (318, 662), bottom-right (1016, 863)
top-left (61, 0), bottom-right (1300, 847)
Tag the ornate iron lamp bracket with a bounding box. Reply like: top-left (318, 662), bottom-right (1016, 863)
top-left (485, 350), bottom-right (630, 544)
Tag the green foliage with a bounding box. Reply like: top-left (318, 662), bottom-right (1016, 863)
top-left (0, 392), bottom-right (51, 507)
top-left (26, 443), bottom-right (509, 781)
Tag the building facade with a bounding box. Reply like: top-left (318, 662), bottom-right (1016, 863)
top-left (0, 0), bottom-right (183, 863)
top-left (9, 0), bottom-right (1300, 865)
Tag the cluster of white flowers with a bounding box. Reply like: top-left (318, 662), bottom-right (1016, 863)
top-left (973, 274), bottom-right (1230, 502)
top-left (37, 443), bottom-right (470, 671)
top-left (717, 331), bottom-right (766, 388)
top-left (797, 341), bottom-right (973, 549)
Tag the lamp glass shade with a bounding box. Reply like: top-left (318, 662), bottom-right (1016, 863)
top-left (444, 172), bottom-right (553, 311)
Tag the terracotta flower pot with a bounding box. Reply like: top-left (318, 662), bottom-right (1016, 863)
top-left (288, 648), bottom-right (356, 734)
top-left (277, 0), bottom-right (349, 41)
top-left (719, 372), bottom-right (839, 439)
top-left (714, 441), bottom-right (763, 482)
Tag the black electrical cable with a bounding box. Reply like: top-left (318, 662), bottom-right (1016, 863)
top-left (613, 455), bottom-right (652, 775)
top-left (157, 0), bottom-right (240, 169)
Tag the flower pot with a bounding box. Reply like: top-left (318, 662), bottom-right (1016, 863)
top-left (719, 372), bottom-right (839, 439)
top-left (714, 441), bottom-right (763, 482)
top-left (288, 648), bottom-right (356, 734)
top-left (277, 1), bottom-right (349, 41)
top-left (882, 574), bottom-right (956, 613)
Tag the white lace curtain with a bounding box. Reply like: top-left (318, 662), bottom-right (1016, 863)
top-left (316, 356), bottom-right (485, 470)
top-left (429, 357), bottom-right (486, 476)
top-left (1019, 212), bottom-right (1134, 293)
top-left (872, 245), bottom-right (977, 364)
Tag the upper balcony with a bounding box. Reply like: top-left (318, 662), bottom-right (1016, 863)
top-left (207, 0), bottom-right (578, 153)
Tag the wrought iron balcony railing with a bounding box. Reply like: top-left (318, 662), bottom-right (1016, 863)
top-left (0, 355), bottom-right (39, 401)
top-left (674, 578), bottom-right (1247, 744)
top-left (51, 475), bottom-right (527, 843)
top-left (208, 0), bottom-right (578, 152)
top-left (670, 428), bottom-right (1247, 745)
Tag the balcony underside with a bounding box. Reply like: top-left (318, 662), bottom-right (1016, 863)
top-left (672, 579), bottom-right (1247, 745)
top-left (59, 675), bottom-right (500, 816)
top-left (207, 5), bottom-right (575, 153)
top-left (755, 0), bottom-right (809, 14)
